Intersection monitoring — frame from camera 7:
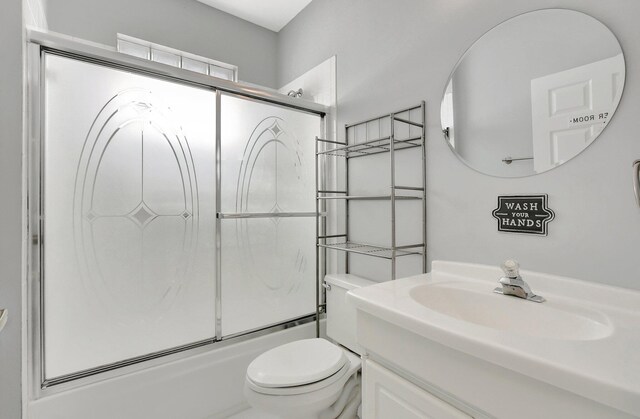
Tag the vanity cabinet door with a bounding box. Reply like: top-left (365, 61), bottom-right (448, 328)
top-left (362, 360), bottom-right (471, 419)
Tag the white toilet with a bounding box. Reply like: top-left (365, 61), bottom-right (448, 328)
top-left (244, 274), bottom-right (375, 419)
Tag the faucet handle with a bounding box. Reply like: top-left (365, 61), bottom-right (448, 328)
top-left (501, 259), bottom-right (520, 278)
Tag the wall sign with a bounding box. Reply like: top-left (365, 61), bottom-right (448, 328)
top-left (567, 112), bottom-right (609, 126)
top-left (492, 195), bottom-right (555, 235)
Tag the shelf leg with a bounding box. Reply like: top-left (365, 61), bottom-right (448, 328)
top-left (390, 113), bottom-right (396, 280)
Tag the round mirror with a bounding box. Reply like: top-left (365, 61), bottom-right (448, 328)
top-left (441, 9), bottom-right (625, 177)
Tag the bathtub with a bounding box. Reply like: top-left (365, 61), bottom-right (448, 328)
top-left (28, 322), bottom-right (317, 419)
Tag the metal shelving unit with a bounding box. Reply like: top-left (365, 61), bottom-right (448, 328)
top-left (315, 103), bottom-right (426, 319)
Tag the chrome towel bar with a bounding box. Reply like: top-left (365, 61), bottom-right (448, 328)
top-left (502, 156), bottom-right (533, 165)
top-left (0, 309), bottom-right (7, 333)
top-left (633, 160), bottom-right (640, 208)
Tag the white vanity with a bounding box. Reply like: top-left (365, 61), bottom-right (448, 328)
top-left (347, 261), bottom-right (640, 419)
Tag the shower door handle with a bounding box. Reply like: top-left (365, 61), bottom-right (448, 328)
top-left (634, 160), bottom-right (640, 208)
top-left (217, 211), bottom-right (324, 219)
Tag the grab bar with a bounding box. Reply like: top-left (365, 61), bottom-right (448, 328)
top-left (0, 309), bottom-right (7, 333)
top-left (633, 160), bottom-right (640, 208)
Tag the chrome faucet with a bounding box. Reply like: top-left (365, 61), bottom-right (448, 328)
top-left (493, 259), bottom-right (545, 303)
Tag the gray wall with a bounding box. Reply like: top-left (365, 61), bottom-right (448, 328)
top-left (0, 0), bottom-right (24, 417)
top-left (47, 0), bottom-right (279, 88)
top-left (278, 0), bottom-right (640, 289)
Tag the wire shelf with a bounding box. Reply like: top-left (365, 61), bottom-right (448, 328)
top-left (317, 136), bottom-right (423, 158)
top-left (317, 195), bottom-right (422, 201)
top-left (315, 101), bottom-right (426, 287)
top-left (318, 241), bottom-right (424, 260)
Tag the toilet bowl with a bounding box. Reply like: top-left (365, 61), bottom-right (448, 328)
top-left (244, 338), bottom-right (361, 419)
top-left (244, 274), bottom-right (375, 419)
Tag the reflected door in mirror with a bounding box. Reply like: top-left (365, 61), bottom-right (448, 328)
top-left (531, 54), bottom-right (624, 173)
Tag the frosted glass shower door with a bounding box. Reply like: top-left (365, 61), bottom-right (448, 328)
top-left (220, 94), bottom-right (321, 336)
top-left (42, 53), bottom-right (217, 379)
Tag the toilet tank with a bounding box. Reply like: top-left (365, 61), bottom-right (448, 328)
top-left (324, 274), bottom-right (376, 355)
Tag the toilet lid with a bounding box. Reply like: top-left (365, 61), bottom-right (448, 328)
top-left (246, 338), bottom-right (348, 388)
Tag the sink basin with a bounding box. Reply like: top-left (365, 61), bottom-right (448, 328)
top-left (347, 261), bottom-right (640, 417)
top-left (409, 281), bottom-right (611, 340)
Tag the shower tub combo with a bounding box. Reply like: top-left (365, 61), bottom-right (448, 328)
top-left (25, 30), bottom-right (326, 418)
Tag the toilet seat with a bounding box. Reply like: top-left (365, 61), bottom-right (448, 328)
top-left (247, 338), bottom-right (348, 388)
top-left (246, 360), bottom-right (351, 395)
top-left (246, 339), bottom-right (354, 396)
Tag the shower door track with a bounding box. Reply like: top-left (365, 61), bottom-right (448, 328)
top-left (27, 30), bottom-right (327, 115)
top-left (40, 313), bottom-right (317, 389)
top-left (27, 30), bottom-right (327, 397)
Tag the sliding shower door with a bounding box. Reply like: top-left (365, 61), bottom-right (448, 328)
top-left (41, 53), bottom-right (217, 380)
top-left (37, 51), bottom-right (322, 385)
top-left (219, 94), bottom-right (321, 336)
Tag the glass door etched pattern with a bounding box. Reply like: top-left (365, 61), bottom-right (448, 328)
top-left (43, 53), bottom-right (216, 379)
top-left (220, 94), bottom-right (321, 336)
top-left (220, 217), bottom-right (316, 335)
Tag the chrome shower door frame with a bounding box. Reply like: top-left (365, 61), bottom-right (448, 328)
top-left (26, 30), bottom-right (326, 398)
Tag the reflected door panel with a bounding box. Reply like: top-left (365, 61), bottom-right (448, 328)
top-left (42, 53), bottom-right (216, 379)
top-left (220, 94), bottom-right (321, 336)
top-left (531, 54), bottom-right (625, 173)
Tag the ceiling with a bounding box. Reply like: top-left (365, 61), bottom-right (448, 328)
top-left (196, 0), bottom-right (313, 32)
